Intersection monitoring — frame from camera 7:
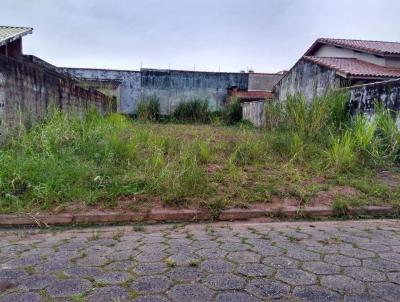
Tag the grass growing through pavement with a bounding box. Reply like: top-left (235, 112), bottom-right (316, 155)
top-left (0, 91), bottom-right (399, 214)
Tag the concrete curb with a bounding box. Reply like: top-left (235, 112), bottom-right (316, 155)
top-left (0, 206), bottom-right (397, 227)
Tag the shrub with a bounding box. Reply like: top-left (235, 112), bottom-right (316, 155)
top-left (137, 96), bottom-right (160, 121)
top-left (221, 99), bottom-right (242, 125)
top-left (172, 99), bottom-right (209, 123)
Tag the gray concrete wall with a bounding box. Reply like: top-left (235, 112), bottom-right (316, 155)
top-left (0, 55), bottom-right (111, 142)
top-left (141, 69), bottom-right (248, 114)
top-left (62, 68), bottom-right (141, 114)
top-left (348, 79), bottom-right (400, 120)
top-left (242, 100), bottom-right (265, 127)
top-left (275, 59), bottom-right (340, 102)
top-left (63, 68), bottom-right (249, 115)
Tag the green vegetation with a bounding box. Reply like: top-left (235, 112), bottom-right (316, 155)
top-left (0, 91), bottom-right (399, 215)
top-left (172, 98), bottom-right (209, 123)
top-left (137, 95), bottom-right (160, 121)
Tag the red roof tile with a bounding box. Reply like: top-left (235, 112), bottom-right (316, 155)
top-left (307, 38), bottom-right (400, 56)
top-left (303, 56), bottom-right (400, 78)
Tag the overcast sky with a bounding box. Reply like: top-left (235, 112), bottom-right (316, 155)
top-left (1, 0), bottom-right (400, 72)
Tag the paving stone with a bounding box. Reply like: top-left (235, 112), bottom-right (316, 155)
top-left (275, 269), bottom-right (316, 286)
top-left (0, 269), bottom-right (27, 280)
top-left (64, 266), bottom-right (103, 278)
top-left (286, 249), bottom-right (320, 261)
top-left (324, 254), bottom-right (361, 266)
top-left (344, 294), bottom-right (385, 302)
top-left (320, 275), bottom-right (365, 294)
top-left (46, 278), bottom-right (92, 298)
top-left (369, 282), bottom-right (400, 302)
top-left (36, 259), bottom-right (74, 273)
top-left (136, 251), bottom-right (168, 262)
top-left (133, 295), bottom-right (170, 302)
top-left (226, 251), bottom-right (261, 263)
top-left (293, 285), bottom-right (341, 302)
top-left (205, 273), bottom-right (246, 290)
top-left (339, 247), bottom-right (375, 259)
top-left (343, 267), bottom-right (386, 282)
top-left (94, 271), bottom-right (132, 284)
top-left (2, 254), bottom-right (43, 269)
top-left (195, 248), bottom-right (227, 259)
top-left (133, 262), bottom-right (168, 275)
top-left (363, 258), bottom-right (400, 272)
top-left (200, 259), bottom-right (234, 273)
top-left (138, 243), bottom-right (168, 252)
top-left (220, 242), bottom-right (249, 252)
top-left (246, 279), bottom-right (290, 299)
top-left (237, 263), bottom-right (274, 277)
top-left (215, 291), bottom-right (261, 302)
top-left (168, 284), bottom-right (214, 302)
top-left (107, 250), bottom-right (139, 261)
top-left (192, 240), bottom-right (219, 249)
top-left (104, 260), bottom-right (135, 271)
top-left (379, 252), bottom-right (400, 263)
top-left (387, 272), bottom-right (400, 284)
top-left (0, 291), bottom-right (41, 302)
top-left (262, 256), bottom-right (299, 269)
top-left (84, 245), bottom-right (114, 256)
top-left (87, 286), bottom-right (130, 302)
top-left (357, 243), bottom-right (392, 252)
top-left (168, 252), bottom-right (200, 265)
top-left (167, 267), bottom-right (204, 282)
top-left (77, 256), bottom-right (109, 266)
top-left (302, 261), bottom-right (341, 275)
top-left (18, 274), bottom-right (57, 290)
top-left (89, 239), bottom-right (118, 247)
top-left (131, 276), bottom-right (171, 294)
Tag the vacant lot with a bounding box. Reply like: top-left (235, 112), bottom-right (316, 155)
top-left (0, 94), bottom-right (399, 215)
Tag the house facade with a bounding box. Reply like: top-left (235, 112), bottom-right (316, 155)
top-left (274, 38), bottom-right (400, 102)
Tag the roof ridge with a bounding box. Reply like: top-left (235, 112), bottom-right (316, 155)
top-left (317, 37), bottom-right (400, 44)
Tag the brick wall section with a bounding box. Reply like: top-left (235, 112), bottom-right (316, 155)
top-left (0, 55), bottom-right (111, 136)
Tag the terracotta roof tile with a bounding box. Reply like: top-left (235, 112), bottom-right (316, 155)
top-left (303, 56), bottom-right (400, 78)
top-left (311, 38), bottom-right (400, 56)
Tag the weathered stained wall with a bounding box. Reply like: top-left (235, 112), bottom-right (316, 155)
top-left (348, 79), bottom-right (400, 118)
top-left (141, 69), bottom-right (248, 114)
top-left (63, 68), bottom-right (250, 115)
top-left (62, 68), bottom-right (141, 114)
top-left (0, 55), bottom-right (111, 141)
top-left (242, 100), bottom-right (265, 127)
top-left (275, 59), bottom-right (340, 102)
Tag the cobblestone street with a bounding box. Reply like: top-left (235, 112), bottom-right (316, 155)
top-left (1, 219), bottom-right (400, 301)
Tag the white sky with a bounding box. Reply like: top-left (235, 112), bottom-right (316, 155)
top-left (1, 0), bottom-right (400, 72)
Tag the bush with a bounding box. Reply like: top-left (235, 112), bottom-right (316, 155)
top-left (172, 99), bottom-right (209, 123)
top-left (221, 99), bottom-right (242, 125)
top-left (137, 96), bottom-right (160, 121)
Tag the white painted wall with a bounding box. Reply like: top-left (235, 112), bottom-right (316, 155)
top-left (314, 45), bottom-right (386, 66)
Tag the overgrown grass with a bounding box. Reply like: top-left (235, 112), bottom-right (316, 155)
top-left (0, 90), bottom-right (399, 214)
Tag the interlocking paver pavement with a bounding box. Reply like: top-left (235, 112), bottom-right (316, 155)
top-left (1, 219), bottom-right (400, 301)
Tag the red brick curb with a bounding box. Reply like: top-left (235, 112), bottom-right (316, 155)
top-left (0, 206), bottom-right (397, 227)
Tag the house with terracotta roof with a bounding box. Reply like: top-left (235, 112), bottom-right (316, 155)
top-left (274, 38), bottom-right (400, 102)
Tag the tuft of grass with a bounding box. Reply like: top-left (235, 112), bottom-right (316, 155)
top-left (165, 258), bottom-right (177, 267)
top-left (188, 259), bottom-right (201, 267)
top-left (332, 195), bottom-right (350, 216)
top-left (172, 99), bottom-right (210, 123)
top-left (137, 95), bottom-right (160, 122)
top-left (133, 225), bottom-right (145, 232)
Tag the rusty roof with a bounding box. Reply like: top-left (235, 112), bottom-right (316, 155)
top-left (304, 56), bottom-right (400, 79)
top-left (0, 26), bottom-right (32, 47)
top-left (305, 38), bottom-right (400, 57)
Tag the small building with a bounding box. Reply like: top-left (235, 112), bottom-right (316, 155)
top-left (275, 38), bottom-right (400, 102)
top-left (0, 26), bottom-right (32, 59)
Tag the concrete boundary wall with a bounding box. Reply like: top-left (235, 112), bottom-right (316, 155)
top-left (63, 67), bottom-right (250, 115)
top-left (0, 55), bottom-right (111, 141)
top-left (348, 78), bottom-right (400, 116)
